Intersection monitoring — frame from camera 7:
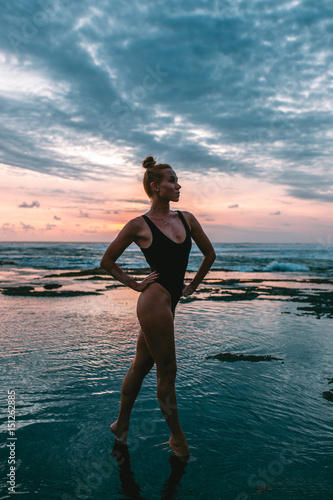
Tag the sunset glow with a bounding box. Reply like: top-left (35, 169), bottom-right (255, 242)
top-left (1, 165), bottom-right (331, 243)
top-left (1, 1), bottom-right (332, 243)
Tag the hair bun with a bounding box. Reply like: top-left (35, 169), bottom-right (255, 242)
top-left (142, 155), bottom-right (157, 169)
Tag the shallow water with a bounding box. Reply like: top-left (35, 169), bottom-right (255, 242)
top-left (1, 287), bottom-right (332, 499)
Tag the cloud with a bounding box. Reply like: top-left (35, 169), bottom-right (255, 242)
top-left (117, 199), bottom-right (151, 205)
top-left (285, 188), bottom-right (333, 202)
top-left (19, 201), bottom-right (40, 208)
top-left (78, 209), bottom-right (89, 218)
top-left (0, 0), bottom-right (332, 199)
top-left (20, 222), bottom-right (34, 231)
top-left (54, 215), bottom-right (61, 220)
top-left (17, 188), bottom-right (109, 208)
top-left (1, 223), bottom-right (16, 232)
top-left (44, 223), bottom-right (57, 231)
top-left (228, 204), bottom-right (239, 208)
top-left (276, 200), bottom-right (292, 205)
top-left (270, 211), bottom-right (281, 215)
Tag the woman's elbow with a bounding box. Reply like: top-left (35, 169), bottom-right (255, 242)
top-left (205, 249), bottom-right (216, 263)
top-left (210, 250), bottom-right (216, 263)
top-left (100, 254), bottom-right (117, 270)
top-left (100, 257), bottom-right (110, 270)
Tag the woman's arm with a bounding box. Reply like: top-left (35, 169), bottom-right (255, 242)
top-left (182, 212), bottom-right (216, 296)
top-left (100, 218), bottom-right (158, 292)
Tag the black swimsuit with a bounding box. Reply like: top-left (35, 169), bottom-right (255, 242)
top-left (141, 211), bottom-right (192, 311)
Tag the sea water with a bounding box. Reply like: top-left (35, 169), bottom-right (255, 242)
top-left (0, 241), bottom-right (332, 276)
top-left (0, 243), bottom-right (332, 499)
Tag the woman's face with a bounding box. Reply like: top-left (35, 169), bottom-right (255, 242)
top-left (155, 168), bottom-right (181, 202)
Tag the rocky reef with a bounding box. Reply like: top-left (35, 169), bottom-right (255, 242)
top-left (2, 286), bottom-right (101, 297)
top-left (206, 353), bottom-right (284, 362)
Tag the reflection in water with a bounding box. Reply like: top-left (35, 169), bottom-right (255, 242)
top-left (111, 440), bottom-right (147, 500)
top-left (160, 454), bottom-right (188, 500)
top-left (111, 440), bottom-right (188, 500)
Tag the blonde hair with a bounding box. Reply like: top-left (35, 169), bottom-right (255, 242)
top-left (142, 156), bottom-right (172, 198)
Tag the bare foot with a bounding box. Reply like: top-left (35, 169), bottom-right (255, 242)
top-left (110, 421), bottom-right (128, 444)
top-left (169, 436), bottom-right (190, 459)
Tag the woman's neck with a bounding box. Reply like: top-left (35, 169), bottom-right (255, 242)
top-left (149, 199), bottom-right (171, 217)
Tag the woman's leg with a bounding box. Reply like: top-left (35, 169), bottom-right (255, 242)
top-left (111, 328), bottom-right (154, 442)
top-left (137, 284), bottom-right (189, 457)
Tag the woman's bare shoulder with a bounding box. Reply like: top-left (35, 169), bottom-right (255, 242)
top-left (122, 215), bottom-right (146, 234)
top-left (179, 211), bottom-right (198, 227)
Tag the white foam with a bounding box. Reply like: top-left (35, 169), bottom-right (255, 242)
top-left (263, 261), bottom-right (310, 272)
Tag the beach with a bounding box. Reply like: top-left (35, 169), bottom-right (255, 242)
top-left (0, 242), bottom-right (332, 499)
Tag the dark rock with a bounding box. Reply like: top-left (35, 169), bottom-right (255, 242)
top-left (184, 278), bottom-right (333, 320)
top-left (211, 291), bottom-right (259, 301)
top-left (76, 276), bottom-right (113, 281)
top-left (322, 391), bottom-right (333, 402)
top-left (44, 267), bottom-right (147, 278)
top-left (1, 287), bottom-right (101, 297)
top-left (2, 286), bottom-right (35, 295)
top-left (304, 278), bottom-right (333, 285)
top-left (43, 283), bottom-right (62, 290)
top-left (44, 267), bottom-right (109, 278)
top-left (179, 296), bottom-right (200, 303)
top-left (31, 291), bottom-right (102, 297)
top-left (206, 352), bottom-right (283, 362)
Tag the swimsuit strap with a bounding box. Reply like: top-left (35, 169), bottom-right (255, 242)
top-left (142, 214), bottom-right (158, 234)
top-left (142, 211), bottom-right (190, 235)
top-left (176, 210), bottom-right (191, 237)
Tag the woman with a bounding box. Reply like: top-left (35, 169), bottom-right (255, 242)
top-left (100, 156), bottom-right (216, 458)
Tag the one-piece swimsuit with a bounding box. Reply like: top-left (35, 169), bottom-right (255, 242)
top-left (140, 210), bottom-right (192, 311)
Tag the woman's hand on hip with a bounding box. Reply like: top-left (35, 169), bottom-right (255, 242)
top-left (135, 271), bottom-right (159, 292)
top-left (182, 283), bottom-right (196, 296)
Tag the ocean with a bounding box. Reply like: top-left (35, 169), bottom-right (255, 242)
top-left (0, 241), bottom-right (332, 276)
top-left (0, 242), bottom-right (332, 499)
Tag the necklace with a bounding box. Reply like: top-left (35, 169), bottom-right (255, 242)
top-left (150, 212), bottom-right (172, 225)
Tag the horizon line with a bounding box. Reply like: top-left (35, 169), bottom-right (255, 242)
top-left (0, 240), bottom-right (319, 245)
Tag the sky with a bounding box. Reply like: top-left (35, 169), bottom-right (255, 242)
top-left (0, 0), bottom-right (332, 243)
